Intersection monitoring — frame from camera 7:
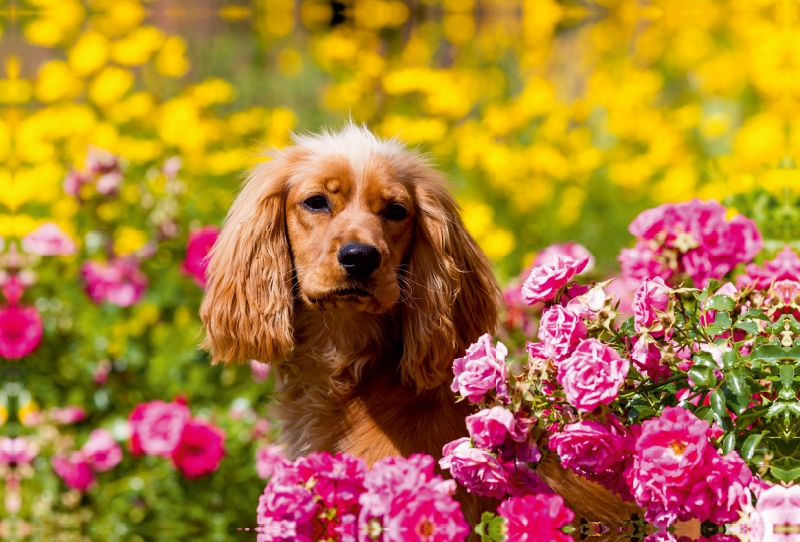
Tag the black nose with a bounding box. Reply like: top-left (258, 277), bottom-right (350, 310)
top-left (338, 243), bottom-right (382, 279)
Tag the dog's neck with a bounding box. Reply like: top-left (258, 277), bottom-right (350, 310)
top-left (270, 305), bottom-right (401, 456)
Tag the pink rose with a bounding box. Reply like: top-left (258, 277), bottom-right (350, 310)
top-left (749, 485), bottom-right (800, 542)
top-left (631, 337), bottom-right (672, 382)
top-left (52, 452), bottom-right (96, 491)
top-left (618, 241), bottom-right (671, 289)
top-left (182, 226), bottom-right (220, 288)
top-left (21, 222), bottom-right (77, 256)
top-left (536, 304), bottom-right (586, 362)
top-left (257, 475), bottom-right (316, 542)
top-left (635, 406), bottom-right (711, 479)
top-left (250, 359), bottom-right (271, 383)
top-left (49, 406), bottom-right (87, 424)
top-left (81, 429), bottom-right (122, 472)
top-left (171, 419), bottom-right (225, 478)
top-left (503, 460), bottom-right (553, 497)
top-left (451, 334), bottom-right (509, 404)
top-left (129, 400), bottom-right (190, 456)
top-left (439, 438), bottom-right (508, 499)
top-left (521, 254), bottom-right (589, 305)
top-left (0, 305), bottom-right (43, 359)
top-left (63, 170), bottom-right (90, 197)
top-left (557, 339), bottom-right (629, 412)
top-left (383, 486), bottom-right (469, 542)
top-left (465, 406), bottom-right (517, 450)
top-left (632, 277), bottom-right (670, 334)
top-left (727, 214), bottom-right (763, 264)
top-left (296, 452), bottom-right (365, 511)
top-left (549, 421), bottom-right (625, 475)
top-left (498, 493), bottom-right (575, 542)
top-left (255, 445), bottom-right (289, 479)
top-left (738, 245), bottom-right (800, 289)
top-left (683, 448), bottom-right (752, 524)
top-left (0, 437), bottom-right (38, 465)
top-left (81, 258), bottom-right (148, 307)
top-left (532, 242), bottom-right (595, 275)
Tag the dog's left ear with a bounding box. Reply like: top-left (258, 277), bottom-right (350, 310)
top-left (400, 167), bottom-right (500, 392)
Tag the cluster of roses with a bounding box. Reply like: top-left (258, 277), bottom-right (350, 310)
top-left (618, 199), bottom-right (762, 287)
top-left (51, 429), bottom-right (123, 491)
top-left (256, 451), bottom-right (469, 542)
top-left (128, 399), bottom-right (225, 479)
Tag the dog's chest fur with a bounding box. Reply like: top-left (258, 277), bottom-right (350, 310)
top-left (270, 307), bottom-right (472, 464)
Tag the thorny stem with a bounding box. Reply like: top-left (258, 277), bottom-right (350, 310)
top-left (618, 372), bottom-right (688, 399)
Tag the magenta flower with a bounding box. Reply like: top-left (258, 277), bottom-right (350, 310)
top-left (635, 406), bottom-right (711, 480)
top-left (171, 419), bottom-right (226, 479)
top-left (683, 448), bottom-right (752, 524)
top-left (738, 244), bottom-right (800, 289)
top-left (182, 226), bottom-right (220, 288)
top-left (129, 400), bottom-right (190, 456)
top-left (0, 437), bottom-right (38, 465)
top-left (632, 277), bottom-right (671, 334)
top-left (256, 444), bottom-right (289, 479)
top-left (549, 421), bottom-right (625, 475)
top-left (466, 406), bottom-right (518, 450)
top-left (497, 493), bottom-right (575, 542)
top-left (81, 429), bottom-right (123, 472)
top-left (503, 460), bottom-right (553, 497)
top-left (532, 242), bottom-right (595, 274)
top-left (439, 438), bottom-right (508, 499)
top-left (618, 241), bottom-right (671, 289)
top-left (250, 359), bottom-right (271, 383)
top-left (257, 465), bottom-right (316, 542)
top-left (0, 305), bottom-right (43, 359)
top-left (81, 258), bottom-right (148, 307)
top-left (557, 339), bottom-right (629, 412)
top-left (522, 254), bottom-right (589, 305)
top-left (52, 452), bottom-right (96, 491)
top-left (383, 486), bottom-right (469, 542)
top-left (296, 452), bottom-right (366, 511)
top-left (63, 169), bottom-right (90, 196)
top-left (49, 406), bottom-right (87, 424)
top-left (21, 222), bottom-right (77, 256)
top-left (451, 334), bottom-right (509, 404)
top-left (631, 337), bottom-right (672, 382)
top-left (536, 304), bottom-right (587, 362)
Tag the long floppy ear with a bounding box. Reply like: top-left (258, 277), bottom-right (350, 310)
top-left (200, 152), bottom-right (299, 364)
top-left (400, 168), bottom-right (500, 391)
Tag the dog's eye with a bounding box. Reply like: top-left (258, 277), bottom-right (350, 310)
top-left (384, 204), bottom-right (408, 221)
top-left (302, 196), bottom-right (330, 212)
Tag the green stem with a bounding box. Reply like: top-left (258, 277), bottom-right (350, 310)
top-left (619, 373), bottom-right (688, 399)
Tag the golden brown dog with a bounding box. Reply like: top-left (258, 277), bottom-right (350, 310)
top-left (199, 124), bottom-right (638, 528)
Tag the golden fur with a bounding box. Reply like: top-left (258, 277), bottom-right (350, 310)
top-left (200, 124), bottom-right (638, 528)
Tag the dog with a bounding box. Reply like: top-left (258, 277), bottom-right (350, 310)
top-left (199, 123), bottom-right (640, 529)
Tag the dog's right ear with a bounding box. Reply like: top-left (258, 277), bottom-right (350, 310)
top-left (200, 152), bottom-right (299, 364)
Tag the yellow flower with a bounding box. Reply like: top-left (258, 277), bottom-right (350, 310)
top-left (155, 36), bottom-right (190, 78)
top-left (191, 78), bottom-right (236, 107)
top-left (69, 31), bottom-right (110, 76)
top-left (115, 226), bottom-right (148, 256)
top-left (111, 26), bottom-right (165, 66)
top-left (89, 66), bottom-right (134, 106)
top-left (18, 399), bottom-right (40, 427)
top-left (35, 59), bottom-right (83, 102)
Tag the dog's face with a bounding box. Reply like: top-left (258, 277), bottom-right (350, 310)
top-left (200, 124), bottom-right (499, 390)
top-left (285, 155), bottom-right (415, 314)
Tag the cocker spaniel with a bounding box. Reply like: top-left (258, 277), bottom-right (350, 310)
top-left (199, 124), bottom-right (638, 528)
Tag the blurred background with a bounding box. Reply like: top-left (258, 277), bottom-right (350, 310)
top-left (1, 0), bottom-right (798, 540)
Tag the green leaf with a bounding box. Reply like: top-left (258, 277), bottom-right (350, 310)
top-left (689, 365), bottom-right (716, 388)
top-left (749, 345), bottom-right (787, 364)
top-left (710, 388), bottom-right (727, 419)
top-left (743, 308), bottom-right (771, 321)
top-left (714, 312), bottom-right (733, 329)
top-left (721, 350), bottom-right (738, 370)
top-left (741, 434), bottom-right (763, 461)
top-left (726, 368), bottom-right (750, 399)
top-left (770, 457), bottom-right (800, 484)
top-left (692, 352), bottom-right (718, 369)
top-left (694, 287), bottom-right (710, 303)
top-left (620, 317), bottom-right (636, 337)
top-left (706, 295), bottom-right (735, 312)
top-left (723, 433), bottom-right (735, 454)
top-left (734, 321), bottom-right (760, 336)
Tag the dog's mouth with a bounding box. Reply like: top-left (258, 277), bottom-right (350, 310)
top-left (334, 287), bottom-right (372, 297)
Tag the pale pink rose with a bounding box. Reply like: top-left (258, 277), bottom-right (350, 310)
top-left (52, 452), bottom-right (96, 491)
top-left (162, 156), bottom-right (182, 178)
top-left (81, 258), bottom-right (148, 307)
top-left (85, 146), bottom-right (120, 174)
top-left (451, 334), bottom-right (509, 404)
top-left (632, 277), bottom-right (670, 334)
top-left (49, 406), bottom-right (87, 424)
top-left (536, 304), bottom-right (586, 362)
top-left (498, 493), bottom-right (574, 542)
top-left (466, 406), bottom-right (517, 450)
top-left (521, 254), bottom-right (589, 305)
top-left (93, 359), bottom-right (112, 385)
top-left (21, 222), bottom-right (77, 256)
top-left (439, 438), bottom-right (508, 499)
top-left (129, 400), bottom-right (190, 456)
top-left (631, 337), bottom-right (672, 382)
top-left (0, 305), bottom-right (43, 359)
top-left (81, 429), bottom-right (122, 472)
top-left (95, 171), bottom-right (123, 195)
top-left (63, 170), bottom-right (90, 196)
top-left (549, 421), bottom-right (625, 475)
top-left (749, 485), bottom-right (800, 542)
top-left (250, 359), bottom-right (271, 383)
top-left (557, 339), bottom-right (629, 412)
top-left (532, 242), bottom-right (595, 275)
top-left (182, 226), bottom-right (220, 288)
top-left (603, 276), bottom-right (635, 315)
top-left (0, 437), bottom-right (38, 464)
top-left (619, 241), bottom-right (671, 289)
top-left (635, 406), bottom-right (711, 480)
top-left (171, 419), bottom-right (226, 479)
top-left (773, 280), bottom-right (800, 305)
top-left (256, 445), bottom-right (289, 479)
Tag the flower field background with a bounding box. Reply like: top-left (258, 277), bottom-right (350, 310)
top-left (3, 0), bottom-right (800, 541)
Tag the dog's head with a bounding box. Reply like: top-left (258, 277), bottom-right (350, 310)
top-left (200, 124), bottom-right (499, 390)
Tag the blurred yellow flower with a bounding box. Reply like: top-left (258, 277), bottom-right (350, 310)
top-left (35, 60), bottom-right (83, 103)
top-left (111, 26), bottom-right (165, 66)
top-left (68, 31), bottom-right (110, 76)
top-left (155, 36), bottom-right (190, 78)
top-left (192, 79), bottom-right (236, 107)
top-left (115, 226), bottom-right (149, 255)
